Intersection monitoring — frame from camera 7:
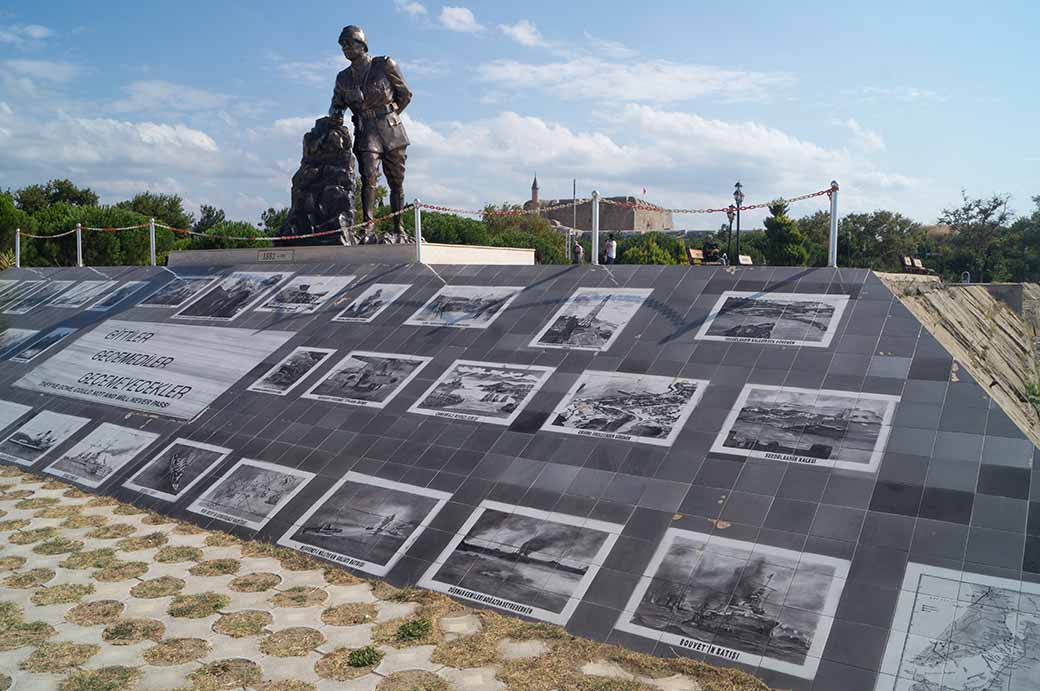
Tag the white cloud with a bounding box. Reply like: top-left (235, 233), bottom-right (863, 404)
top-left (498, 20), bottom-right (546, 47)
top-left (0, 24), bottom-right (53, 45)
top-left (394, 0), bottom-right (428, 15)
top-left (273, 55), bottom-right (345, 85)
top-left (2, 59), bottom-right (80, 82)
top-left (581, 31), bottom-right (638, 59)
top-left (109, 80), bottom-right (232, 113)
top-left (270, 116), bottom-right (320, 136)
top-left (398, 58), bottom-right (450, 78)
top-left (439, 6), bottom-right (484, 33)
top-left (858, 86), bottom-right (944, 102)
top-left (837, 117), bottom-right (885, 152)
top-left (478, 57), bottom-right (795, 104)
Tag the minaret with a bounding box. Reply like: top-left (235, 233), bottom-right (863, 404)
top-left (531, 175), bottom-right (539, 207)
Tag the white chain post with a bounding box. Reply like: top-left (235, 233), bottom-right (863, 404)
top-left (414, 199), bottom-right (423, 264)
top-left (828, 180), bottom-right (840, 268)
top-left (591, 190), bottom-right (600, 265)
top-left (149, 217), bottom-right (157, 266)
top-left (14, 228), bottom-right (20, 268)
top-left (76, 223), bottom-right (83, 267)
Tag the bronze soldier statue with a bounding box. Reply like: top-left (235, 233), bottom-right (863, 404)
top-left (330, 25), bottom-right (412, 241)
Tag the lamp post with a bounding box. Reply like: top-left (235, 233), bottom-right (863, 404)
top-left (725, 205), bottom-right (736, 261)
top-left (733, 182), bottom-right (744, 261)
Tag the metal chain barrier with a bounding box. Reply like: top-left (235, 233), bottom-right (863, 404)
top-left (600, 186), bottom-right (834, 214)
top-left (419, 198), bottom-right (590, 216)
top-left (155, 206), bottom-right (413, 242)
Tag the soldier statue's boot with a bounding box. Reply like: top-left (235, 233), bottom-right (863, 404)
top-left (361, 184), bottom-right (377, 231)
top-left (389, 185), bottom-right (406, 240)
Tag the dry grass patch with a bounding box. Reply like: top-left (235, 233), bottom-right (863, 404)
top-left (61, 514), bottom-right (108, 529)
top-left (31, 583), bottom-right (95, 606)
top-left (14, 496), bottom-right (59, 509)
top-left (20, 641), bottom-right (100, 672)
top-left (229, 572), bottom-right (281, 592)
top-left (155, 545), bottom-right (203, 563)
top-left (270, 586), bottom-right (327, 608)
top-left (116, 531), bottom-right (168, 551)
top-left (314, 647), bottom-right (374, 682)
top-left (86, 523), bottom-right (136, 539)
top-left (65, 600), bottom-right (124, 626)
top-left (0, 519), bottom-right (29, 532)
top-left (322, 602), bottom-right (377, 626)
top-left (0, 466), bottom-right (22, 477)
top-left (94, 560), bottom-right (149, 582)
top-left (0, 601), bottom-right (20, 628)
top-left (40, 480), bottom-right (68, 490)
top-left (85, 496), bottom-right (119, 508)
top-left (35, 505), bottom-right (84, 519)
top-left (172, 521), bottom-right (205, 535)
top-left (61, 548), bottom-right (118, 569)
top-left (143, 637), bottom-right (212, 665)
top-left (0, 672), bottom-right (9, 691)
top-left (112, 503), bottom-right (147, 515)
top-left (131, 576), bottom-right (185, 599)
top-left (375, 671), bottom-right (450, 691)
top-left (276, 548), bottom-right (320, 571)
top-left (213, 610), bottom-right (272, 638)
top-left (58, 666), bottom-right (141, 691)
top-left (189, 658), bottom-right (262, 690)
top-left (140, 512), bottom-right (175, 525)
top-left (0, 490), bottom-right (33, 500)
top-left (239, 540), bottom-right (279, 558)
top-left (205, 532), bottom-right (241, 547)
top-left (0, 556), bottom-right (26, 571)
top-left (0, 620), bottom-right (55, 651)
top-left (258, 681), bottom-right (317, 691)
top-left (323, 566), bottom-right (363, 585)
top-left (33, 536), bottom-right (84, 555)
top-left (189, 558), bottom-right (241, 577)
top-left (102, 618), bottom-right (165, 645)
top-left (168, 592), bottom-right (229, 618)
top-left (62, 488), bottom-right (91, 499)
top-left (259, 627), bottom-right (325, 656)
top-left (3, 567), bottom-right (54, 588)
top-left (8, 526), bottom-right (58, 543)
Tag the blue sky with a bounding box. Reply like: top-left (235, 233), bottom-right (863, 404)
top-left (1, 0), bottom-right (1037, 228)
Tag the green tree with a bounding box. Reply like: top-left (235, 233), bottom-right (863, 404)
top-left (838, 211), bottom-right (926, 272)
top-left (194, 205), bottom-right (226, 234)
top-left (938, 192), bottom-right (1013, 283)
top-left (482, 206), bottom-right (565, 264)
top-left (617, 232), bottom-right (685, 265)
top-left (15, 179), bottom-right (98, 214)
top-left (187, 221), bottom-right (271, 251)
top-left (20, 204), bottom-right (175, 267)
top-left (796, 210), bottom-right (831, 267)
top-left (260, 207), bottom-right (289, 234)
top-left (116, 191), bottom-right (194, 229)
top-left (0, 192), bottom-right (33, 253)
top-left (763, 199), bottom-right (808, 266)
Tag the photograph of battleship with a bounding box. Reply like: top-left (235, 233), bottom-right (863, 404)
top-left (0, 329), bottom-right (39, 357)
top-left (419, 500), bottom-right (622, 625)
top-left (696, 291), bottom-right (850, 348)
top-left (187, 458), bottom-right (313, 531)
top-left (278, 472), bottom-right (451, 576)
top-left (87, 281), bottom-right (149, 311)
top-left (531, 288), bottom-right (653, 352)
top-left (302, 351), bottom-right (432, 408)
top-left (711, 384), bottom-right (898, 473)
top-left (617, 529), bottom-right (849, 679)
top-left (123, 438), bottom-right (231, 502)
top-left (880, 563), bottom-right (1040, 691)
top-left (173, 271), bottom-right (292, 321)
top-left (47, 280), bottom-right (117, 308)
top-left (543, 371), bottom-right (708, 447)
top-left (333, 283), bottom-right (411, 323)
top-left (248, 347), bottom-right (335, 396)
top-left (138, 276), bottom-right (217, 308)
top-left (4, 280), bottom-right (75, 315)
top-left (0, 281), bottom-right (44, 311)
top-left (0, 410), bottom-right (88, 465)
top-left (10, 327), bottom-right (77, 363)
top-left (0, 400), bottom-right (31, 433)
top-left (410, 360), bottom-right (554, 425)
top-left (404, 285), bottom-right (521, 329)
top-left (254, 274), bottom-right (355, 314)
top-left (45, 423), bottom-right (158, 488)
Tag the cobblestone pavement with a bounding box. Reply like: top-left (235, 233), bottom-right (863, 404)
top-left (0, 467), bottom-right (770, 691)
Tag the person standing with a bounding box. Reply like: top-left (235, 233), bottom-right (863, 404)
top-left (605, 234), bottom-right (618, 264)
top-left (574, 239), bottom-right (585, 264)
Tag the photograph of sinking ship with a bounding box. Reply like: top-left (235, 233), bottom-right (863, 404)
top-left (174, 271), bottom-right (291, 321)
top-left (302, 351), bottom-right (431, 408)
top-left (248, 347), bottom-right (335, 396)
top-left (543, 371), bottom-right (708, 447)
top-left (530, 287), bottom-right (652, 352)
top-left (333, 283), bottom-right (411, 323)
top-left (187, 459), bottom-right (313, 531)
top-left (279, 472), bottom-right (450, 576)
top-left (45, 423), bottom-right (158, 488)
top-left (711, 384), bottom-right (898, 473)
top-left (409, 360), bottom-right (554, 425)
top-left (617, 529), bottom-right (849, 679)
top-left (419, 501), bottom-right (621, 626)
top-left (0, 410), bottom-right (89, 465)
top-left (404, 285), bottom-right (520, 328)
top-left (138, 276), bottom-right (217, 308)
top-left (696, 291), bottom-right (850, 348)
top-left (123, 439), bottom-right (231, 502)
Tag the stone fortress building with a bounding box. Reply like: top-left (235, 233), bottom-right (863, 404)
top-left (522, 177), bottom-right (673, 232)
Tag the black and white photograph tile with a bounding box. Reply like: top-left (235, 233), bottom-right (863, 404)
top-left (0, 328), bottom-right (39, 356)
top-left (9, 327), bottom-right (78, 363)
top-left (254, 274), bottom-right (355, 314)
top-left (187, 458), bottom-right (314, 531)
top-left (302, 350), bottom-right (432, 408)
top-left (712, 384), bottom-right (899, 473)
top-left (44, 422), bottom-right (158, 488)
top-left (408, 360), bottom-right (554, 425)
top-left (0, 280), bottom-right (45, 311)
top-left (0, 410), bottom-right (87, 465)
top-left (0, 280), bottom-right (19, 299)
top-left (616, 528), bottom-right (850, 679)
top-left (87, 280), bottom-right (149, 311)
top-left (696, 291), bottom-right (850, 348)
top-left (333, 283), bottom-right (411, 322)
top-left (122, 438), bottom-right (232, 502)
top-left (47, 280), bottom-right (116, 308)
top-left (0, 399), bottom-right (31, 431)
top-left (404, 285), bottom-right (521, 329)
top-left (278, 471), bottom-right (451, 576)
top-left (138, 276), bottom-right (218, 308)
top-left (530, 287), bottom-right (653, 352)
top-left (543, 371), bottom-right (708, 447)
top-left (248, 347), bottom-right (336, 396)
top-left (877, 562), bottom-right (1040, 691)
top-left (3, 280), bottom-right (75, 314)
top-left (173, 271), bottom-right (293, 321)
top-left (418, 500), bottom-right (622, 625)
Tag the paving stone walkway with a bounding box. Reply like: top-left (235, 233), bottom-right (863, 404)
top-left (0, 467), bottom-right (769, 691)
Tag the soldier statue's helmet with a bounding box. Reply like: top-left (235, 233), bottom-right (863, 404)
top-left (338, 25), bottom-right (367, 50)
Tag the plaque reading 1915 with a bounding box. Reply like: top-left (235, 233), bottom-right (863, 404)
top-left (15, 320), bottom-right (294, 420)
